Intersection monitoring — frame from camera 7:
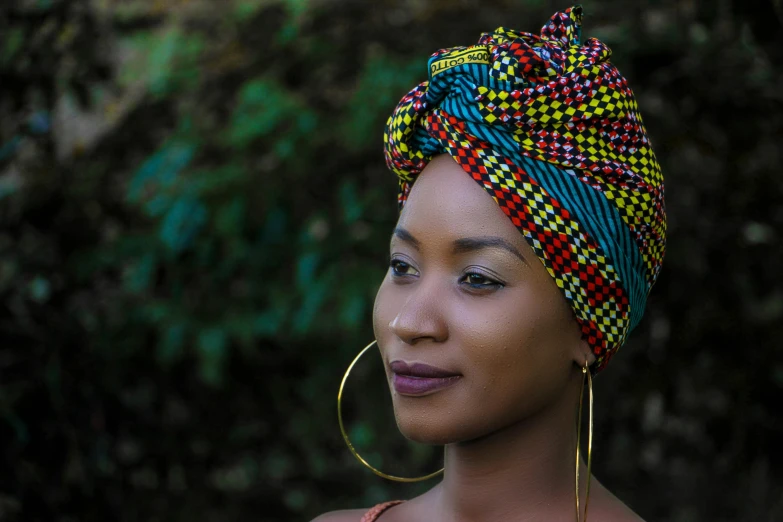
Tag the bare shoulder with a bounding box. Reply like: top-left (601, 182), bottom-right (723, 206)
top-left (309, 508), bottom-right (367, 522)
top-left (599, 503), bottom-right (646, 522)
top-left (589, 480), bottom-right (646, 522)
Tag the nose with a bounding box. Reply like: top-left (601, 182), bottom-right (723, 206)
top-left (388, 274), bottom-right (449, 345)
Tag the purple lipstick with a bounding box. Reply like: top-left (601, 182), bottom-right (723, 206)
top-left (390, 360), bottom-right (462, 396)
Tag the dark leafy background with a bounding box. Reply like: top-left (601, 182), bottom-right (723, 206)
top-left (1, 0), bottom-right (782, 521)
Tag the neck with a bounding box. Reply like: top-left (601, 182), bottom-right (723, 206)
top-left (432, 369), bottom-right (590, 522)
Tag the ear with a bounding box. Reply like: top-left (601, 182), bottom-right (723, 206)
top-left (571, 338), bottom-right (596, 369)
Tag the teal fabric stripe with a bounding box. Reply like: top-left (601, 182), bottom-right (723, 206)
top-left (520, 156), bottom-right (647, 331)
top-left (440, 68), bottom-right (487, 126)
top-left (427, 60), bottom-right (525, 159)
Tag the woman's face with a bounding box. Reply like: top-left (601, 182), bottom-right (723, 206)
top-left (373, 155), bottom-right (591, 445)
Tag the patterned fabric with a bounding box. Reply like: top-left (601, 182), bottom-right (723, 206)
top-left (360, 500), bottom-right (405, 522)
top-left (383, 5), bottom-right (665, 372)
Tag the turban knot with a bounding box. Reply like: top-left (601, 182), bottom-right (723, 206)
top-left (383, 5), bottom-right (666, 372)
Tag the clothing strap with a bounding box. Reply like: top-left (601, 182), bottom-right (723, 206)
top-left (359, 500), bottom-right (405, 522)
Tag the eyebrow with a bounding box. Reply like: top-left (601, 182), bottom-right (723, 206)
top-left (392, 227), bottom-right (420, 249)
top-left (392, 227), bottom-right (529, 266)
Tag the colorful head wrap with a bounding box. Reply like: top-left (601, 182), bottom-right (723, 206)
top-left (384, 5), bottom-right (665, 372)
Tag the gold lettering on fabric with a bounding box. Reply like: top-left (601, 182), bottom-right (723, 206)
top-left (430, 46), bottom-right (490, 77)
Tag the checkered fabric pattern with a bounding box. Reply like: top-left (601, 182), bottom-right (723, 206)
top-left (383, 5), bottom-right (666, 372)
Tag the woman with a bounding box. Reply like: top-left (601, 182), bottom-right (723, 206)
top-left (315, 5), bottom-right (664, 521)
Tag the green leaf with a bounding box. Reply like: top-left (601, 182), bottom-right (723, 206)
top-left (261, 207), bottom-right (287, 245)
top-left (127, 142), bottom-right (195, 206)
top-left (29, 276), bottom-right (51, 303)
top-left (159, 195), bottom-right (208, 253)
top-left (124, 253), bottom-right (157, 293)
top-left (253, 307), bottom-right (286, 338)
top-left (1, 27), bottom-right (25, 65)
top-left (225, 78), bottom-right (317, 151)
top-left (140, 301), bottom-right (172, 324)
top-left (147, 29), bottom-right (179, 96)
top-left (340, 294), bottom-right (364, 328)
top-left (189, 165), bottom-right (247, 195)
top-left (227, 79), bottom-right (280, 146)
top-left (293, 278), bottom-right (328, 334)
top-left (284, 0), bottom-right (309, 18)
top-left (118, 29), bottom-right (204, 96)
top-left (349, 421), bottom-right (374, 447)
top-left (296, 252), bottom-right (319, 289)
top-left (339, 181), bottom-right (363, 224)
top-left (158, 323), bottom-right (187, 366)
top-left (215, 197), bottom-right (246, 237)
top-left (197, 328), bottom-right (228, 387)
top-left (233, 0), bottom-right (266, 20)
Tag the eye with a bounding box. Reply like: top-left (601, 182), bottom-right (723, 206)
top-left (460, 270), bottom-right (503, 289)
top-left (389, 258), bottom-right (419, 278)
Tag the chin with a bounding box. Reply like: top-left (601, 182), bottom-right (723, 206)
top-left (397, 422), bottom-right (455, 445)
top-left (392, 402), bottom-right (480, 445)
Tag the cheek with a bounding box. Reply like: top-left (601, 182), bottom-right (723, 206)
top-left (451, 287), bottom-right (554, 367)
top-left (450, 288), bottom-right (574, 418)
top-left (372, 275), bottom-right (395, 344)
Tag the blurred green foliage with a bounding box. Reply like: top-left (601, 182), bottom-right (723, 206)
top-left (0, 0), bottom-right (782, 521)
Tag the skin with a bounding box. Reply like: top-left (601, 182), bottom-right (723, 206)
top-left (313, 155), bottom-right (644, 522)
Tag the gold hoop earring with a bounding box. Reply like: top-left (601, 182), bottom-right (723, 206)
top-left (337, 340), bottom-right (444, 483)
top-left (575, 359), bottom-right (594, 522)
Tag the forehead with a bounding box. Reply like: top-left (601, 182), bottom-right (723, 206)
top-left (396, 155), bottom-right (523, 243)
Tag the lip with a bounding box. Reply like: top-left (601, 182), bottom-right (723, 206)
top-left (390, 361), bottom-right (460, 378)
top-left (389, 360), bottom-right (462, 396)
